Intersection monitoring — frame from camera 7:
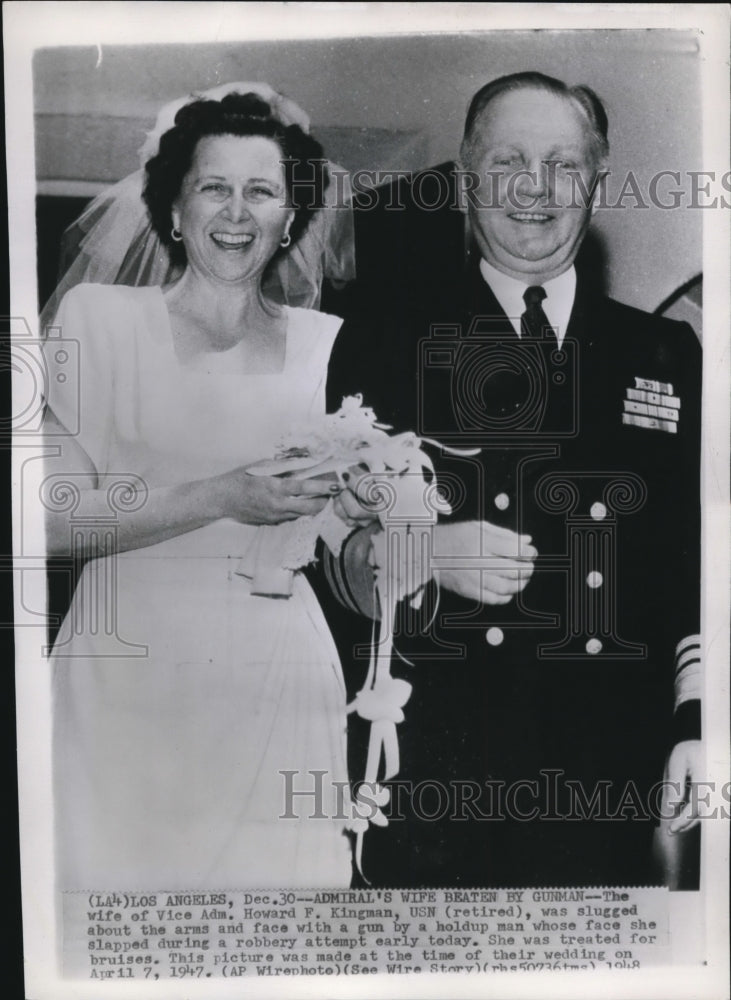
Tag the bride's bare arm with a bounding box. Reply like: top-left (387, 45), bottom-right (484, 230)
top-left (43, 408), bottom-right (336, 558)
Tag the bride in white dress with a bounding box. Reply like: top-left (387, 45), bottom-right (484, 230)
top-left (43, 89), bottom-right (359, 891)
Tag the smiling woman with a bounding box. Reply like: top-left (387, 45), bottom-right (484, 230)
top-left (140, 93), bottom-right (328, 367)
top-left (143, 93), bottom-right (326, 269)
top-left (43, 90), bottom-right (360, 891)
top-left (173, 135), bottom-right (294, 280)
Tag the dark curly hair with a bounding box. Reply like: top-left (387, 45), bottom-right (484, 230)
top-left (143, 92), bottom-right (328, 266)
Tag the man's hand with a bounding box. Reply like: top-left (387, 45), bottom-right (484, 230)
top-left (433, 520), bottom-right (537, 605)
top-left (662, 739), bottom-right (703, 834)
top-left (651, 739), bottom-right (703, 888)
top-left (331, 465), bottom-right (383, 528)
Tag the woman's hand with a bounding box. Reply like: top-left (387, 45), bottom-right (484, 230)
top-left (43, 406), bottom-right (340, 557)
top-left (433, 520), bottom-right (537, 605)
top-left (214, 467), bottom-right (339, 525)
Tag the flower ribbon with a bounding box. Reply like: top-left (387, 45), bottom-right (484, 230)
top-left (344, 463), bottom-right (451, 881)
top-left (346, 578), bottom-right (414, 880)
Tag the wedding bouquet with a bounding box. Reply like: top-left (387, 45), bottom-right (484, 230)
top-left (237, 394), bottom-right (463, 597)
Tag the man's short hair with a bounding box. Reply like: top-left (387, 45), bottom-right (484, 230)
top-left (462, 71), bottom-right (609, 164)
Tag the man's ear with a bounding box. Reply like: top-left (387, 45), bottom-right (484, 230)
top-left (590, 166), bottom-right (609, 217)
top-left (454, 148), bottom-right (472, 215)
top-left (456, 134), bottom-right (472, 174)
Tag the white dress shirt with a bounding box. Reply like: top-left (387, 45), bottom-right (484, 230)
top-left (479, 258), bottom-right (576, 348)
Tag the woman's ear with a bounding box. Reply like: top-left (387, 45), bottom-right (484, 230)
top-left (283, 208), bottom-right (295, 239)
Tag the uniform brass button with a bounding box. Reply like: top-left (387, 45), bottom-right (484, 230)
top-left (486, 627), bottom-right (504, 646)
top-left (586, 571), bottom-right (603, 589)
top-left (586, 638), bottom-right (603, 655)
top-left (494, 493), bottom-right (510, 511)
top-left (590, 501), bottom-right (607, 521)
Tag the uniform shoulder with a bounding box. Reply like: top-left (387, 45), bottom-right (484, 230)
top-left (601, 295), bottom-right (700, 351)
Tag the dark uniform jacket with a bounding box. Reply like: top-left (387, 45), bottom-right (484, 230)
top-left (316, 162), bottom-right (701, 888)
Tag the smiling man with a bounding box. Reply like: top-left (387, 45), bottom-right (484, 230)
top-left (322, 72), bottom-right (702, 888)
top-left (461, 77), bottom-right (606, 286)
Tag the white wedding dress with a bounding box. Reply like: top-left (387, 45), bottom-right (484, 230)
top-left (46, 283), bottom-right (352, 891)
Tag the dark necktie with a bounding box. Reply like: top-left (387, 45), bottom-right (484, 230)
top-left (521, 285), bottom-right (557, 344)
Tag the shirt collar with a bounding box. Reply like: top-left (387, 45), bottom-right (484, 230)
top-left (478, 258), bottom-right (576, 347)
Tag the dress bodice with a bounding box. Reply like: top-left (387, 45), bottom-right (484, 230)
top-left (44, 283), bottom-right (343, 556)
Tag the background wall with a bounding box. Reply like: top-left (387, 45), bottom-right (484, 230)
top-left (33, 29), bottom-right (702, 315)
